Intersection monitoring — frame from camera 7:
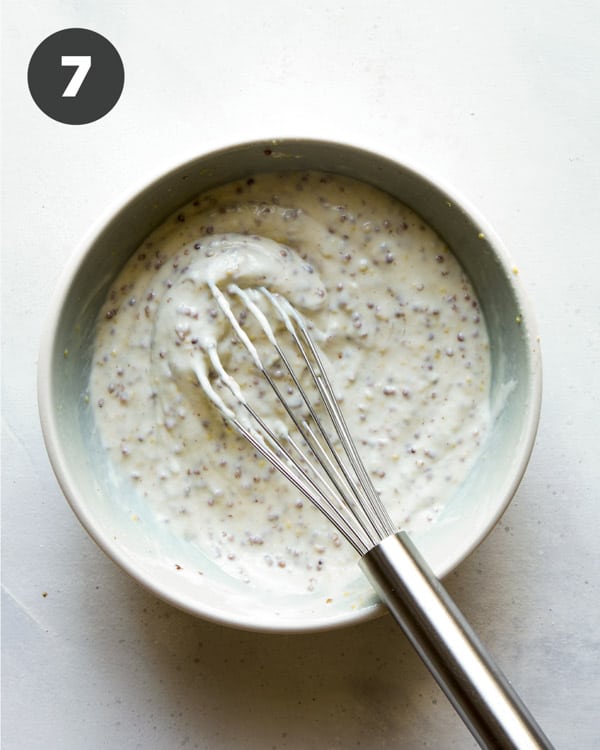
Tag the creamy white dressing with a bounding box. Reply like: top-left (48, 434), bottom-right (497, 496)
top-left (89, 171), bottom-right (491, 597)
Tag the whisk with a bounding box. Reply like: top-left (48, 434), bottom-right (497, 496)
top-left (195, 282), bottom-right (554, 750)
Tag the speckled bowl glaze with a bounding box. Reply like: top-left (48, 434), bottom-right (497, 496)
top-left (38, 138), bottom-right (542, 632)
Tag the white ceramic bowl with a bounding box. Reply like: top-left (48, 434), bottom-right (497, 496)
top-left (38, 138), bottom-right (542, 632)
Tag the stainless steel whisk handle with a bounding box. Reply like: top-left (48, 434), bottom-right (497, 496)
top-left (360, 532), bottom-right (554, 750)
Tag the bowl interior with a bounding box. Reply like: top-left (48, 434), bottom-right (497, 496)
top-left (39, 138), bottom-right (541, 632)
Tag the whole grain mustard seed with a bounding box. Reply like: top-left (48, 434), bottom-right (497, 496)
top-left (90, 170), bottom-right (492, 598)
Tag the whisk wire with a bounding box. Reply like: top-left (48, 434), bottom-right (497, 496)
top-left (197, 289), bottom-right (368, 552)
top-left (231, 410), bottom-right (367, 552)
top-left (198, 282), bottom-right (398, 553)
top-left (224, 287), bottom-right (368, 528)
top-left (261, 287), bottom-right (397, 541)
top-left (237, 285), bottom-right (391, 547)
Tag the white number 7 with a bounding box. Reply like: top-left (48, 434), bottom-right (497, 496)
top-left (61, 55), bottom-right (92, 97)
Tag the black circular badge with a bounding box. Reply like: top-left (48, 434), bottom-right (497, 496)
top-left (28, 28), bottom-right (124, 125)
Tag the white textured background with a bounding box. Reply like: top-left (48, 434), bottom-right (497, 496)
top-left (2, 1), bottom-right (599, 747)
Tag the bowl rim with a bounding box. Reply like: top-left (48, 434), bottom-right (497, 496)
top-left (37, 135), bottom-right (543, 633)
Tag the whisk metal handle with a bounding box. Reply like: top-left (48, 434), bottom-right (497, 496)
top-left (360, 532), bottom-right (554, 750)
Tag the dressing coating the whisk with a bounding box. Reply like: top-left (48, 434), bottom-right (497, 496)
top-left (194, 283), bottom-right (554, 750)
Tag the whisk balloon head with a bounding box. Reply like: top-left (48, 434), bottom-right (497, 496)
top-left (194, 283), bottom-right (397, 555)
